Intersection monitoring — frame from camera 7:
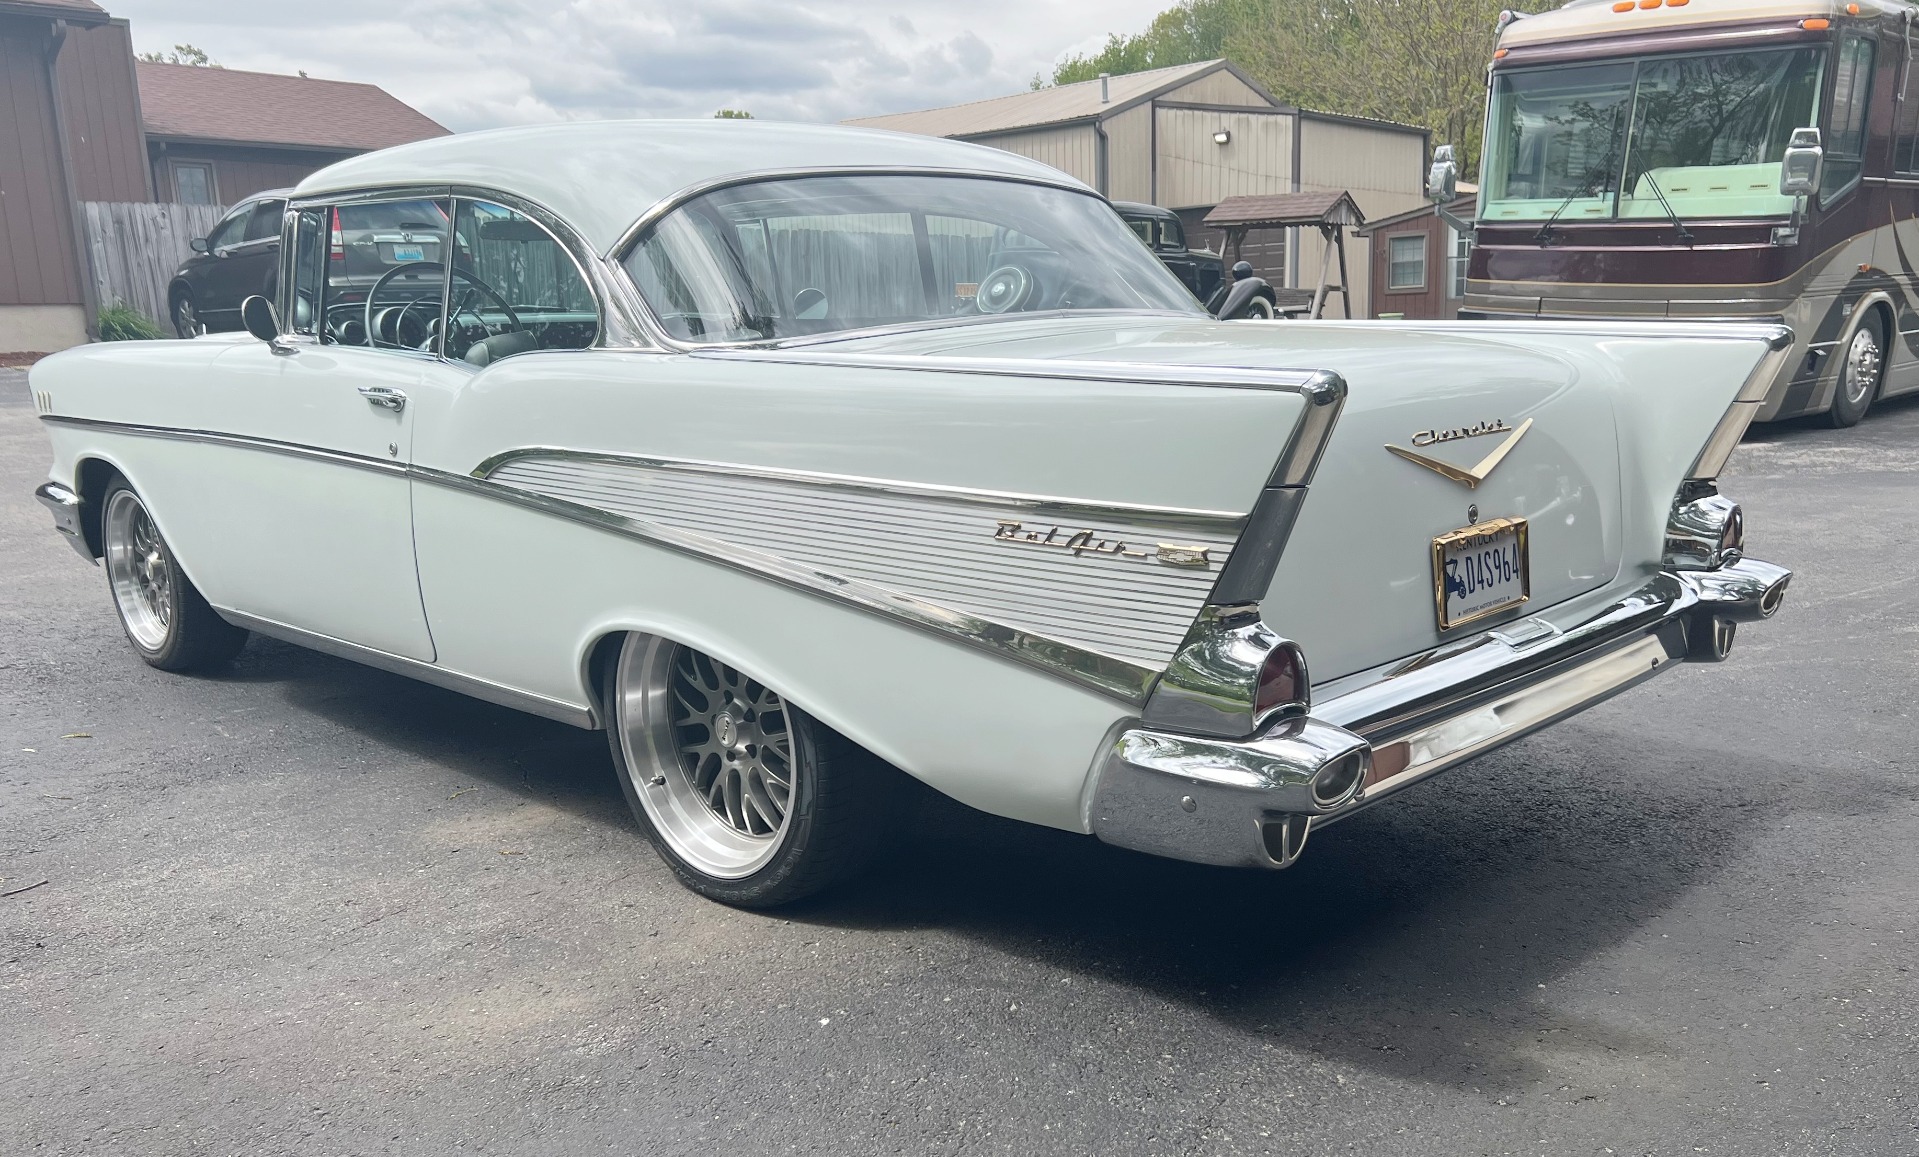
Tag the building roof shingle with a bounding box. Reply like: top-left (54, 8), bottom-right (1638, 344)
top-left (846, 59), bottom-right (1243, 139)
top-left (137, 61), bottom-right (449, 153)
top-left (0, 0), bottom-right (111, 21)
top-left (1203, 191), bottom-right (1366, 229)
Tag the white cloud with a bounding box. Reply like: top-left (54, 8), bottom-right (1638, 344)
top-left (108, 0), bottom-right (1174, 130)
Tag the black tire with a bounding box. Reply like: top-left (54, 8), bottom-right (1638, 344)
top-left (601, 636), bottom-right (899, 908)
top-left (100, 482), bottom-right (247, 672)
top-left (1828, 312), bottom-right (1885, 428)
top-left (169, 287), bottom-right (198, 339)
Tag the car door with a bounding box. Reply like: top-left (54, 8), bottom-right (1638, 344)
top-left (188, 204), bottom-right (256, 331)
top-left (219, 198), bottom-right (285, 317)
top-left (184, 198), bottom-right (444, 661)
top-left (1154, 219), bottom-right (1201, 298)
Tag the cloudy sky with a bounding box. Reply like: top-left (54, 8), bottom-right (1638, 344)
top-left (106, 0), bottom-right (1173, 130)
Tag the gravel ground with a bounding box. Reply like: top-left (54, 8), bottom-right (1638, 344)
top-left (2, 365), bottom-right (1915, 1156)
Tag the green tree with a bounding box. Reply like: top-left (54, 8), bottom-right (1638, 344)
top-left (137, 43), bottom-right (222, 67)
top-left (714, 108), bottom-right (754, 119)
top-left (1047, 0), bottom-right (1267, 86)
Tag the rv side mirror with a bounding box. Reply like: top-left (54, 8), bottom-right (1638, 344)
top-left (1780, 127), bottom-right (1823, 197)
top-left (1428, 144), bottom-right (1460, 204)
top-left (240, 295), bottom-right (281, 343)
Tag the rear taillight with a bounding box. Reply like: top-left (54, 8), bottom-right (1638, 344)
top-left (330, 208), bottom-right (344, 263)
top-left (1254, 642), bottom-right (1309, 721)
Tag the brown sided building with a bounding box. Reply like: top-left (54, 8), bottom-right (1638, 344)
top-left (0, 0), bottom-right (445, 352)
top-left (139, 61), bottom-right (449, 206)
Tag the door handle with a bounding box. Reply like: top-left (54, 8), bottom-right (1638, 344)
top-left (358, 385), bottom-right (407, 413)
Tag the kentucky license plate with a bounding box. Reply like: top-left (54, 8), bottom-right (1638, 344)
top-left (1432, 517), bottom-right (1530, 630)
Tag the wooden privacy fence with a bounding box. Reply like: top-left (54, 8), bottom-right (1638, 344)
top-left (81, 201), bottom-right (227, 328)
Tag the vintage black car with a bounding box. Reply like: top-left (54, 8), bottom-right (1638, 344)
top-left (1111, 200), bottom-right (1225, 305)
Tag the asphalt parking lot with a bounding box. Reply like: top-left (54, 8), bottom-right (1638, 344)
top-left (2, 364), bottom-right (1915, 1156)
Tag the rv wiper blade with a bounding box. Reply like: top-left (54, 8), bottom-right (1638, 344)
top-left (1635, 170), bottom-right (1696, 244)
top-left (1533, 165), bottom-right (1608, 244)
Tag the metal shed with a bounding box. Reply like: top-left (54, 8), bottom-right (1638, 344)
top-left (848, 60), bottom-right (1429, 316)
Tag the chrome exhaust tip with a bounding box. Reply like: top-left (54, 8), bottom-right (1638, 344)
top-left (1310, 749), bottom-right (1368, 809)
top-left (1758, 571), bottom-right (1790, 619)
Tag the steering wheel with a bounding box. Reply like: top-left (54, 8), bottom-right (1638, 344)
top-left (363, 261), bottom-right (522, 352)
top-left (974, 264), bottom-right (1034, 314)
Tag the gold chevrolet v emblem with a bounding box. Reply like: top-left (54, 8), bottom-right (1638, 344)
top-left (1385, 418), bottom-right (1533, 489)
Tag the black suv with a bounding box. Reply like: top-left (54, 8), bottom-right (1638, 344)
top-left (168, 193), bottom-right (450, 338)
top-left (168, 190), bottom-right (290, 337)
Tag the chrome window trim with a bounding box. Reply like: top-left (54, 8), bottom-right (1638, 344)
top-left (471, 446), bottom-right (1246, 532)
top-left (604, 166), bottom-right (1187, 353)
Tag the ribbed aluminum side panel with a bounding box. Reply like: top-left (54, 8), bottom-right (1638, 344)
top-left (486, 457), bottom-right (1241, 669)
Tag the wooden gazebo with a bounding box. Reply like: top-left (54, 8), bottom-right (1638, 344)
top-left (1202, 191), bottom-right (1366, 319)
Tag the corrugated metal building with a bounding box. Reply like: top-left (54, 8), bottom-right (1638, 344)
top-left (848, 60), bottom-right (1430, 316)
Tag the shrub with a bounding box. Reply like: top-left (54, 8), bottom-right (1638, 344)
top-left (98, 304), bottom-right (167, 342)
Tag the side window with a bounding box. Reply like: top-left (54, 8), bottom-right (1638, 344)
top-left (330, 197), bottom-right (451, 351)
top-left (1160, 217), bottom-right (1185, 251)
top-left (243, 200), bottom-right (284, 243)
top-left (446, 199), bottom-right (598, 364)
top-left (1126, 217), bottom-right (1153, 246)
top-left (205, 206), bottom-right (249, 252)
top-left (1387, 234), bottom-right (1427, 290)
top-left (1823, 36), bottom-right (1875, 201)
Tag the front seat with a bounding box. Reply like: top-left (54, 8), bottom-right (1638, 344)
top-left (464, 329), bottom-right (539, 366)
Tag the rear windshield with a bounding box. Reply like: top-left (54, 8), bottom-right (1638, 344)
top-left (620, 173), bottom-right (1203, 344)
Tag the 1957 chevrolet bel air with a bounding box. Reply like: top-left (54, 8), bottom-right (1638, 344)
top-left (31, 121), bottom-right (1793, 906)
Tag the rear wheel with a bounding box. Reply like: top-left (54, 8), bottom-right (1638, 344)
top-left (169, 288), bottom-right (198, 339)
top-left (603, 633), bottom-right (896, 907)
top-left (1244, 294), bottom-right (1276, 319)
top-left (1828, 313), bottom-right (1885, 428)
top-left (101, 483), bottom-right (247, 671)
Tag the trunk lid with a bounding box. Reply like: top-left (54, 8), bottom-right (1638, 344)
top-left (822, 315), bottom-right (1771, 683)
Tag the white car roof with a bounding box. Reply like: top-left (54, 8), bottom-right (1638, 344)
top-left (293, 119), bottom-right (1093, 256)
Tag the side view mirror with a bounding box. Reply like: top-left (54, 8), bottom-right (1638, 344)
top-left (241, 295), bottom-right (281, 342)
top-left (189, 237), bottom-right (209, 254)
top-left (1428, 144), bottom-right (1460, 204)
top-left (1780, 127), bottom-right (1823, 197)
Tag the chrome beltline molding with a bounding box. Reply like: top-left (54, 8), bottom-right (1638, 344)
top-left (472, 446), bottom-right (1246, 531)
top-left (217, 608), bottom-right (599, 728)
top-left (45, 413), bottom-right (1163, 702)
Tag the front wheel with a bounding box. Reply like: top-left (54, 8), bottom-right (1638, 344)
top-left (101, 483), bottom-right (247, 671)
top-left (1829, 314), bottom-right (1885, 428)
top-left (603, 634), bottom-right (897, 907)
top-left (169, 289), bottom-right (198, 339)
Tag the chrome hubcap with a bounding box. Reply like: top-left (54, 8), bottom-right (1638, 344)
top-left (1844, 328), bottom-right (1882, 405)
top-left (104, 490), bottom-right (174, 652)
top-left (174, 297), bottom-right (195, 335)
top-left (615, 636), bottom-right (799, 878)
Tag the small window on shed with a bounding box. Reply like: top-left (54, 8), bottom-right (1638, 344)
top-left (1387, 234), bottom-right (1427, 290)
top-left (173, 162), bottom-right (216, 206)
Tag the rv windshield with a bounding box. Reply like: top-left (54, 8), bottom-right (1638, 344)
top-left (1479, 46), bottom-right (1826, 223)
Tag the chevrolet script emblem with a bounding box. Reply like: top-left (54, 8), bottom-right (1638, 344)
top-left (1385, 418), bottom-right (1533, 490)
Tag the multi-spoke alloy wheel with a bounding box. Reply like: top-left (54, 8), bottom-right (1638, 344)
top-left (100, 482), bottom-right (247, 671)
top-left (105, 489), bottom-right (177, 651)
top-left (606, 633), bottom-right (898, 906)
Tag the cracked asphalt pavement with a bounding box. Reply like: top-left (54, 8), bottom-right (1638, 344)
top-left (2, 366), bottom-right (1915, 1155)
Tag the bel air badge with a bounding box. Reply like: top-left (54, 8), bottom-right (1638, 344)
top-left (992, 520), bottom-right (1212, 569)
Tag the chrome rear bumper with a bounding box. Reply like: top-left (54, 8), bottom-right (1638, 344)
top-left (1090, 557), bottom-right (1791, 869)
